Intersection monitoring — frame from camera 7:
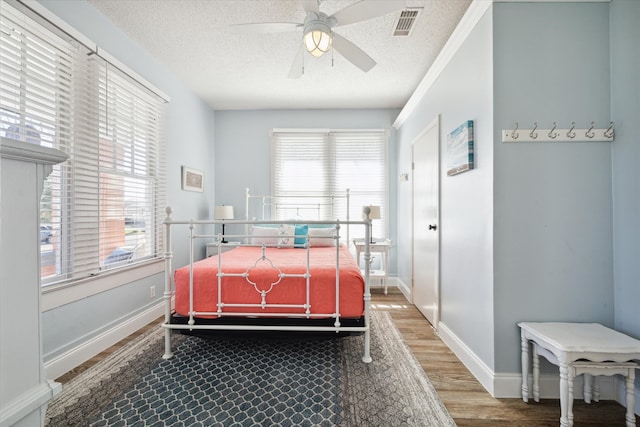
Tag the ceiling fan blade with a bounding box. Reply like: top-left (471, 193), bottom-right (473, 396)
top-left (331, 0), bottom-right (405, 27)
top-left (331, 33), bottom-right (376, 72)
top-left (300, 0), bottom-right (319, 14)
top-left (228, 22), bottom-right (302, 34)
top-left (288, 46), bottom-right (304, 79)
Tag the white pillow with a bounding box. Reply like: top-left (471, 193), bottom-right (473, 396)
top-left (251, 225), bottom-right (294, 247)
top-left (308, 227), bottom-right (336, 247)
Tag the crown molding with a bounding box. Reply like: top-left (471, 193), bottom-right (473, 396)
top-left (393, 0), bottom-right (491, 129)
top-left (393, 0), bottom-right (609, 129)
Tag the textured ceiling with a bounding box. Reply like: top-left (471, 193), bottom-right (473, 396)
top-left (87, 0), bottom-right (471, 110)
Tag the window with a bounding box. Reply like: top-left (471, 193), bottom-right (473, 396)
top-left (0, 2), bottom-right (167, 286)
top-left (271, 129), bottom-right (388, 240)
top-left (95, 63), bottom-right (166, 274)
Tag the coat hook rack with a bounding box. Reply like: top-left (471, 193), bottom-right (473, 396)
top-left (502, 121), bottom-right (614, 143)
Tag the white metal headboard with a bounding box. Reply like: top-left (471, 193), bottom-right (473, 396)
top-left (244, 188), bottom-right (352, 243)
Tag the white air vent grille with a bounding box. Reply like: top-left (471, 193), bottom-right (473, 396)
top-left (393, 9), bottom-right (421, 37)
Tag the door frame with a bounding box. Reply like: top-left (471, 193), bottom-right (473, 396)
top-left (411, 115), bottom-right (441, 328)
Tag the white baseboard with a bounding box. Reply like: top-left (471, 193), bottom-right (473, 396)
top-left (395, 277), bottom-right (412, 302)
top-left (438, 321), bottom-right (497, 395)
top-left (437, 321), bottom-right (640, 415)
top-left (493, 372), bottom-right (618, 400)
top-left (44, 302), bottom-right (164, 380)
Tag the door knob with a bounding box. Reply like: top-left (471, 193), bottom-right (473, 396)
top-left (428, 224), bottom-right (437, 230)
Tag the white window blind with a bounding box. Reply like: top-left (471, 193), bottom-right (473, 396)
top-left (0, 1), bottom-right (167, 285)
top-left (271, 129), bottom-right (388, 240)
top-left (96, 62), bottom-right (166, 273)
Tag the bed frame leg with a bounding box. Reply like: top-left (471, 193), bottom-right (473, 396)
top-left (362, 327), bottom-right (372, 363)
top-left (163, 207), bottom-right (174, 360)
top-left (361, 291), bottom-right (372, 363)
top-left (162, 327), bottom-right (173, 359)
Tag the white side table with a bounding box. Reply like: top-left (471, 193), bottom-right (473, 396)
top-left (519, 322), bottom-right (640, 427)
top-left (353, 239), bottom-right (391, 294)
top-left (206, 242), bottom-right (239, 257)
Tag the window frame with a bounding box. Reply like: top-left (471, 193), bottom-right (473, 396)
top-left (0, 0), bottom-right (169, 306)
top-left (270, 128), bottom-right (389, 241)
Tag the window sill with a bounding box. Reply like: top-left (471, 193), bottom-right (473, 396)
top-left (41, 259), bottom-right (165, 311)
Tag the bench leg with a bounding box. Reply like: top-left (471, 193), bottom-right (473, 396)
top-left (533, 344), bottom-right (540, 402)
top-left (521, 334), bottom-right (530, 402)
top-left (559, 363), bottom-right (572, 427)
top-left (583, 373), bottom-right (593, 404)
top-left (626, 369), bottom-right (636, 427)
top-left (568, 366), bottom-right (575, 426)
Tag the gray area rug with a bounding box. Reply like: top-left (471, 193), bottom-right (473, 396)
top-left (45, 311), bottom-right (455, 426)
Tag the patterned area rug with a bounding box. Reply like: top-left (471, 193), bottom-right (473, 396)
top-left (45, 311), bottom-right (455, 426)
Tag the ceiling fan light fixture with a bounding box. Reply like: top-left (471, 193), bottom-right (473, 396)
top-left (304, 29), bottom-right (332, 57)
top-left (303, 18), bottom-right (332, 57)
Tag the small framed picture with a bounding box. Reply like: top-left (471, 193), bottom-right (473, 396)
top-left (447, 120), bottom-right (474, 176)
top-left (181, 166), bottom-right (204, 192)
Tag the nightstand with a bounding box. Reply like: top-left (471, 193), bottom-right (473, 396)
top-left (352, 238), bottom-right (392, 294)
top-left (206, 242), bottom-right (239, 257)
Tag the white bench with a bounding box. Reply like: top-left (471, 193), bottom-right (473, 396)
top-left (519, 322), bottom-right (640, 427)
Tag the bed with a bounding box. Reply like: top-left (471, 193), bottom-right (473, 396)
top-left (161, 190), bottom-right (375, 363)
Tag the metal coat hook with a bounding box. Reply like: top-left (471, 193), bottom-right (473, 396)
top-left (529, 122), bottom-right (538, 139)
top-left (604, 121), bottom-right (614, 138)
top-left (585, 122), bottom-right (595, 139)
top-left (548, 122), bottom-right (558, 139)
top-left (567, 122), bottom-right (576, 139)
top-left (511, 122), bottom-right (519, 139)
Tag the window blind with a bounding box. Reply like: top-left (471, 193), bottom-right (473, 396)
top-left (271, 129), bottom-right (388, 239)
top-left (96, 62), bottom-right (166, 273)
top-left (0, 1), bottom-right (167, 285)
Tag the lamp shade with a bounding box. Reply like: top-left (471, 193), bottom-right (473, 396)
top-left (214, 205), bottom-right (234, 220)
top-left (367, 205), bottom-right (381, 220)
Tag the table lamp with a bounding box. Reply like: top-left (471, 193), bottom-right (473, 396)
top-left (365, 205), bottom-right (381, 243)
top-left (214, 205), bottom-right (234, 243)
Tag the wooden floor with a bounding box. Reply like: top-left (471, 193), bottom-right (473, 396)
top-left (374, 289), bottom-right (637, 427)
top-left (57, 288), bottom-right (637, 426)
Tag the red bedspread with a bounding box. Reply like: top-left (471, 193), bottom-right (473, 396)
top-left (174, 245), bottom-right (365, 318)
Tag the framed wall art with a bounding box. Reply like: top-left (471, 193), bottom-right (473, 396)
top-left (447, 120), bottom-right (474, 176)
top-left (181, 166), bottom-right (204, 192)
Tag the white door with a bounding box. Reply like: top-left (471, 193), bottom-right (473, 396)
top-left (412, 116), bottom-right (440, 328)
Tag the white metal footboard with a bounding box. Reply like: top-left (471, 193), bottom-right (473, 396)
top-left (161, 207), bottom-right (374, 363)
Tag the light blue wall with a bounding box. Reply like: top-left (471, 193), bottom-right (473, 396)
top-left (213, 109), bottom-right (400, 273)
top-left (43, 276), bottom-right (161, 359)
top-left (493, 1), bottom-right (613, 373)
top-left (395, 0), bottom-right (633, 381)
top-left (610, 0), bottom-right (640, 338)
top-left (37, 0), bottom-right (215, 361)
top-left (396, 9), bottom-right (495, 367)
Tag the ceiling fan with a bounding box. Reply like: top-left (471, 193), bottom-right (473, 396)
top-left (231, 0), bottom-right (406, 78)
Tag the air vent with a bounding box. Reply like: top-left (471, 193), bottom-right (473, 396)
top-left (393, 8), bottom-right (421, 37)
